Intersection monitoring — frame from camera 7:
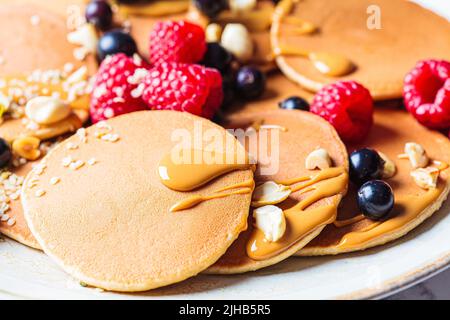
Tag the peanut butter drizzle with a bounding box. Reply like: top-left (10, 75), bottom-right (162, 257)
top-left (247, 167), bottom-right (348, 260)
top-left (333, 214), bottom-right (365, 227)
top-left (331, 160), bottom-right (449, 250)
top-left (271, 0), bottom-right (355, 77)
top-left (158, 149), bottom-right (254, 192)
top-left (170, 179), bottom-right (255, 212)
top-left (116, 0), bottom-right (189, 17)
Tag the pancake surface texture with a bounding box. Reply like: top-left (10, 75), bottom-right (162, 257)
top-left (208, 109), bottom-right (348, 274)
top-left (272, 0), bottom-right (450, 99)
top-left (0, 4), bottom-right (83, 75)
top-left (22, 111), bottom-right (253, 291)
top-left (300, 109), bottom-right (450, 255)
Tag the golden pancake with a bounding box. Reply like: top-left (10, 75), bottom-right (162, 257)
top-left (0, 162), bottom-right (38, 248)
top-left (299, 108), bottom-right (450, 255)
top-left (207, 109), bottom-right (348, 274)
top-left (271, 0), bottom-right (450, 100)
top-left (0, 4), bottom-right (84, 75)
top-left (22, 111), bottom-right (253, 291)
top-left (0, 140), bottom-right (61, 249)
top-left (224, 71), bottom-right (314, 116)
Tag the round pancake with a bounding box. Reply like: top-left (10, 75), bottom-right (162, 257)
top-left (224, 71), bottom-right (314, 116)
top-left (272, 0), bottom-right (450, 100)
top-left (22, 111), bottom-right (253, 292)
top-left (0, 4), bottom-right (84, 75)
top-left (299, 108), bottom-right (450, 255)
top-left (207, 109), bottom-right (348, 274)
top-left (0, 161), bottom-right (40, 249)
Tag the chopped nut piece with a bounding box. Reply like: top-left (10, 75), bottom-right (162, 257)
top-left (67, 23), bottom-right (98, 53)
top-left (221, 23), bottom-right (254, 63)
top-left (378, 151), bottom-right (396, 179)
top-left (12, 136), bottom-right (41, 161)
top-left (253, 205), bottom-right (286, 242)
top-left (405, 142), bottom-right (428, 169)
top-left (205, 23), bottom-right (223, 42)
top-left (411, 167), bottom-right (439, 189)
top-left (305, 148), bottom-right (332, 170)
top-left (251, 181), bottom-right (291, 207)
top-left (25, 96), bottom-right (71, 125)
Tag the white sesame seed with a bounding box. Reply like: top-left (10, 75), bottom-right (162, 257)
top-left (30, 15), bottom-right (40, 26)
top-left (66, 142), bottom-right (79, 150)
top-left (1, 214), bottom-right (9, 221)
top-left (62, 156), bottom-right (73, 167)
top-left (50, 177), bottom-right (60, 185)
top-left (7, 218), bottom-right (15, 226)
top-left (87, 158), bottom-right (97, 166)
top-left (35, 189), bottom-right (46, 197)
top-left (69, 160), bottom-right (85, 170)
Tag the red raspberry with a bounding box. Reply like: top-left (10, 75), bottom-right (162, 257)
top-left (403, 59), bottom-right (450, 129)
top-left (142, 62), bottom-right (223, 119)
top-left (90, 53), bottom-right (150, 123)
top-left (310, 81), bottom-right (374, 143)
top-left (149, 20), bottom-right (206, 65)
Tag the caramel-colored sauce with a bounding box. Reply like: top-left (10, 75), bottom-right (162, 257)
top-left (158, 149), bottom-right (254, 192)
top-left (116, 0), bottom-right (189, 17)
top-left (247, 167), bottom-right (348, 260)
top-left (331, 160), bottom-right (449, 250)
top-left (333, 214), bottom-right (365, 228)
top-left (271, 0), bottom-right (355, 77)
top-left (335, 186), bottom-right (442, 250)
top-left (170, 179), bottom-right (255, 212)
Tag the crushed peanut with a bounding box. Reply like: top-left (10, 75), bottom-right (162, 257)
top-left (379, 151), bottom-right (396, 179)
top-left (12, 136), bottom-right (41, 161)
top-left (305, 148), bottom-right (332, 170)
top-left (411, 167), bottom-right (439, 189)
top-left (404, 142), bottom-right (428, 169)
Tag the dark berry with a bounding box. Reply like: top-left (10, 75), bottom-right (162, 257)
top-left (357, 180), bottom-right (394, 220)
top-left (221, 73), bottom-right (236, 108)
top-left (349, 148), bottom-right (384, 185)
top-left (85, 0), bottom-right (113, 31)
top-left (193, 0), bottom-right (228, 18)
top-left (279, 96), bottom-right (310, 111)
top-left (201, 43), bottom-right (232, 74)
top-left (0, 138), bottom-right (11, 168)
top-left (97, 29), bottom-right (138, 61)
top-left (235, 66), bottom-right (266, 100)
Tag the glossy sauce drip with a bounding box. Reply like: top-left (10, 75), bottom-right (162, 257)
top-left (247, 167), bottom-right (348, 260)
top-left (117, 0), bottom-right (189, 17)
top-left (170, 179), bottom-right (255, 212)
top-left (331, 160), bottom-right (449, 250)
top-left (334, 186), bottom-right (442, 250)
top-left (271, 0), bottom-right (355, 77)
top-left (158, 149), bottom-right (254, 192)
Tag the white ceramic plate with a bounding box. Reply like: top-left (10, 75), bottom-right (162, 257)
top-left (1, 0), bottom-right (449, 300)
